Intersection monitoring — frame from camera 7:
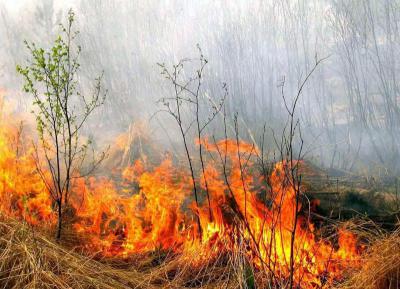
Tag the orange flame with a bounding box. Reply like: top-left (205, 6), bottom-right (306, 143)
top-left (0, 105), bottom-right (361, 288)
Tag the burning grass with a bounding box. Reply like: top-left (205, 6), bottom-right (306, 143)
top-left (338, 227), bottom-right (400, 289)
top-left (0, 215), bottom-right (270, 288)
top-left (0, 215), bottom-right (398, 289)
top-left (0, 99), bottom-right (375, 288)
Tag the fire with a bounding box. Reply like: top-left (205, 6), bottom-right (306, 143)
top-left (0, 112), bottom-right (54, 225)
top-left (0, 101), bottom-right (361, 288)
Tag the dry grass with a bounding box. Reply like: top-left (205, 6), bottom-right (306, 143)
top-left (2, 215), bottom-right (399, 289)
top-left (0, 217), bottom-right (247, 289)
top-left (337, 227), bottom-right (400, 289)
top-left (0, 217), bottom-right (149, 289)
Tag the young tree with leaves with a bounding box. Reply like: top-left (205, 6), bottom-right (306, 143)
top-left (17, 9), bottom-right (107, 239)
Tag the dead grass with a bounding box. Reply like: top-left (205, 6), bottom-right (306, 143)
top-left (2, 215), bottom-right (399, 289)
top-left (0, 217), bottom-right (246, 289)
top-left (0, 217), bottom-right (152, 289)
top-left (337, 227), bottom-right (400, 289)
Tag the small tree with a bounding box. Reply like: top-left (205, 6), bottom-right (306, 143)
top-left (157, 46), bottom-right (226, 236)
top-left (17, 9), bottom-right (106, 239)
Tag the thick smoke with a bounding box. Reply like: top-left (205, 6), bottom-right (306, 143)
top-left (1, 0), bottom-right (400, 174)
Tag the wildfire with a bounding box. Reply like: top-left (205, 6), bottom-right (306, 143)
top-left (0, 112), bottom-right (54, 225)
top-left (0, 103), bottom-right (361, 288)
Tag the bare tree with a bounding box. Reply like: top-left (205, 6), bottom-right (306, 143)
top-left (157, 47), bottom-right (225, 235)
top-left (277, 57), bottom-right (325, 289)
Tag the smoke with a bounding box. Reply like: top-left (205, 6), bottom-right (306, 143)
top-left (1, 0), bottom-right (400, 174)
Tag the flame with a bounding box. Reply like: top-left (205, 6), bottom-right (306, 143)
top-left (0, 101), bottom-right (361, 288)
top-left (0, 111), bottom-right (54, 225)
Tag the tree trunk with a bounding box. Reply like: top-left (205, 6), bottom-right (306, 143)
top-left (56, 200), bottom-right (62, 240)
